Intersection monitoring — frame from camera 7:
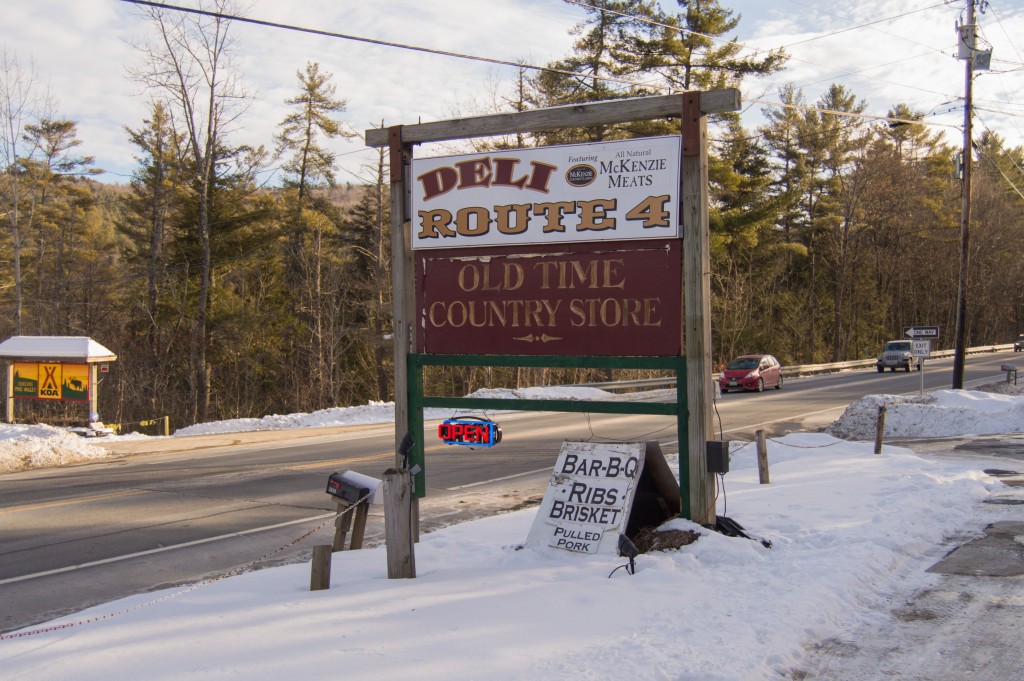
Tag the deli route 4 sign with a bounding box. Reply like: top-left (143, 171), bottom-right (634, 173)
top-left (411, 136), bottom-right (681, 250)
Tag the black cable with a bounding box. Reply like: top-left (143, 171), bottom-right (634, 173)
top-left (119, 0), bottom-right (647, 92)
top-left (607, 563), bottom-right (633, 578)
top-left (719, 472), bottom-right (727, 517)
top-left (712, 389), bottom-right (724, 440)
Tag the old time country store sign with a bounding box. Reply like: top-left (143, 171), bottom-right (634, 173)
top-left (412, 136), bottom-right (683, 356)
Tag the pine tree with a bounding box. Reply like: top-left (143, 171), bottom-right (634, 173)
top-left (274, 61), bottom-right (352, 408)
top-left (650, 0), bottom-right (786, 91)
top-left (19, 118), bottom-right (101, 334)
top-left (342, 148), bottom-right (391, 403)
top-left (131, 0), bottom-right (258, 423)
top-left (275, 61), bottom-right (353, 205)
top-left (532, 1), bottom-right (665, 143)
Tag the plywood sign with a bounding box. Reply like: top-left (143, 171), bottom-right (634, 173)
top-left (526, 441), bottom-right (647, 555)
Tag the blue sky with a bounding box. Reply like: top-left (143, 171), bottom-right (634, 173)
top-left (4, 0), bottom-right (1023, 185)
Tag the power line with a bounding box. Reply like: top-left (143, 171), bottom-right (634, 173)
top-left (975, 111), bottom-right (1024, 181)
top-left (975, 143), bottom-right (1024, 201)
top-left (748, 96), bottom-right (961, 131)
top-left (793, 49), bottom-right (947, 91)
top-left (119, 1), bottom-right (968, 140)
top-left (118, 0), bottom-right (654, 93)
top-left (779, 2), bottom-right (948, 49)
top-left (566, 0), bottom-right (959, 101)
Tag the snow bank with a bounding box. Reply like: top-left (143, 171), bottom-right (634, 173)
top-left (828, 383), bottom-right (1024, 440)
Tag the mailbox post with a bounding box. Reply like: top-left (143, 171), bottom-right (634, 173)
top-left (325, 470), bottom-right (381, 551)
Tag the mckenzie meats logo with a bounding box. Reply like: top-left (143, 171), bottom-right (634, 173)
top-left (565, 164), bottom-right (597, 187)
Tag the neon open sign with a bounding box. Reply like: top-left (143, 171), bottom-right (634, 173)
top-left (438, 418), bottom-right (502, 447)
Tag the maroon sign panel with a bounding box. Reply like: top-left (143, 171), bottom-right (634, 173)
top-left (416, 240), bottom-right (681, 356)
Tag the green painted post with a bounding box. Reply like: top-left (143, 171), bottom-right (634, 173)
top-left (675, 357), bottom-right (690, 519)
top-left (407, 354), bottom-right (426, 497)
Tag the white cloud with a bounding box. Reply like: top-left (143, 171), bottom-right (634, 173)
top-left (5, 0), bottom-right (1022, 186)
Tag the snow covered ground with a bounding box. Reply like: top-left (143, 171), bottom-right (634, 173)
top-left (1, 383), bottom-right (1023, 680)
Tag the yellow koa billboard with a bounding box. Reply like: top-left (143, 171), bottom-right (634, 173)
top-left (13, 362), bottom-right (89, 401)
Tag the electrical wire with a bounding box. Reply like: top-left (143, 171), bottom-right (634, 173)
top-left (975, 111), bottom-right (1024, 181)
top-left (566, 0), bottom-right (958, 100)
top-left (719, 472), bottom-right (727, 517)
top-left (779, 2), bottom-right (949, 50)
top-left (581, 410), bottom-right (676, 443)
top-left (114, 1), bottom-right (984, 151)
top-left (972, 128), bottom-right (1024, 200)
top-left (119, 0), bottom-right (656, 94)
top-left (747, 96), bottom-right (962, 131)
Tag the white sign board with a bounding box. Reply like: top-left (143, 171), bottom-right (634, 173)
top-left (912, 340), bottom-right (931, 357)
top-left (905, 326), bottom-right (939, 339)
top-left (411, 136), bottom-right (681, 250)
top-left (525, 441), bottom-right (645, 555)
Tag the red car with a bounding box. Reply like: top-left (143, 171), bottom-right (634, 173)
top-left (718, 354), bottom-right (783, 393)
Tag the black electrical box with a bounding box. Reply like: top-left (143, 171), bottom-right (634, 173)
top-left (706, 440), bottom-right (730, 474)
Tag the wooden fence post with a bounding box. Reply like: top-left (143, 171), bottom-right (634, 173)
top-left (309, 544), bottom-right (332, 591)
top-left (874, 404), bottom-right (887, 455)
top-left (756, 430), bottom-right (770, 484)
top-left (383, 468), bottom-right (416, 579)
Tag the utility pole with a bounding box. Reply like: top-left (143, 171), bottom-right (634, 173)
top-left (952, 0), bottom-right (977, 390)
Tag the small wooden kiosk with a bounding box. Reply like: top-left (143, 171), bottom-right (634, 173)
top-left (0, 336), bottom-right (117, 425)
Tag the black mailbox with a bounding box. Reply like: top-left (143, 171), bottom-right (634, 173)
top-left (326, 471), bottom-right (371, 504)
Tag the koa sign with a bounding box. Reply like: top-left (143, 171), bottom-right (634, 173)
top-left (415, 240), bottom-right (681, 356)
top-left (411, 136), bottom-right (680, 250)
top-left (12, 362), bottom-right (89, 401)
top-left (526, 441), bottom-right (646, 555)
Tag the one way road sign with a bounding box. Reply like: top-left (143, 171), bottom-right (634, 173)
top-left (905, 326), bottom-right (940, 339)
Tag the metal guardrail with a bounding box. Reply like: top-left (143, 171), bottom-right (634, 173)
top-left (579, 343), bottom-right (1016, 393)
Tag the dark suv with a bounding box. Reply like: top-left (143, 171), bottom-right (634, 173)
top-left (1015, 334), bottom-right (1024, 352)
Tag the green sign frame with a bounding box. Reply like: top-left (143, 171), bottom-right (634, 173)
top-left (407, 353), bottom-right (690, 514)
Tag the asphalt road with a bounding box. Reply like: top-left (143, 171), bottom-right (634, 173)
top-left (1, 349), bottom-right (1019, 635)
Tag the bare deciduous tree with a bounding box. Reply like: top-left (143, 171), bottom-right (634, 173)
top-left (129, 0), bottom-right (252, 423)
top-left (0, 47), bottom-right (52, 334)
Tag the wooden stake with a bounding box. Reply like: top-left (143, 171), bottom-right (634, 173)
top-left (309, 544), bottom-right (332, 591)
top-left (383, 468), bottom-right (416, 579)
top-left (756, 430), bottom-right (770, 484)
top-left (874, 404), bottom-right (887, 455)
